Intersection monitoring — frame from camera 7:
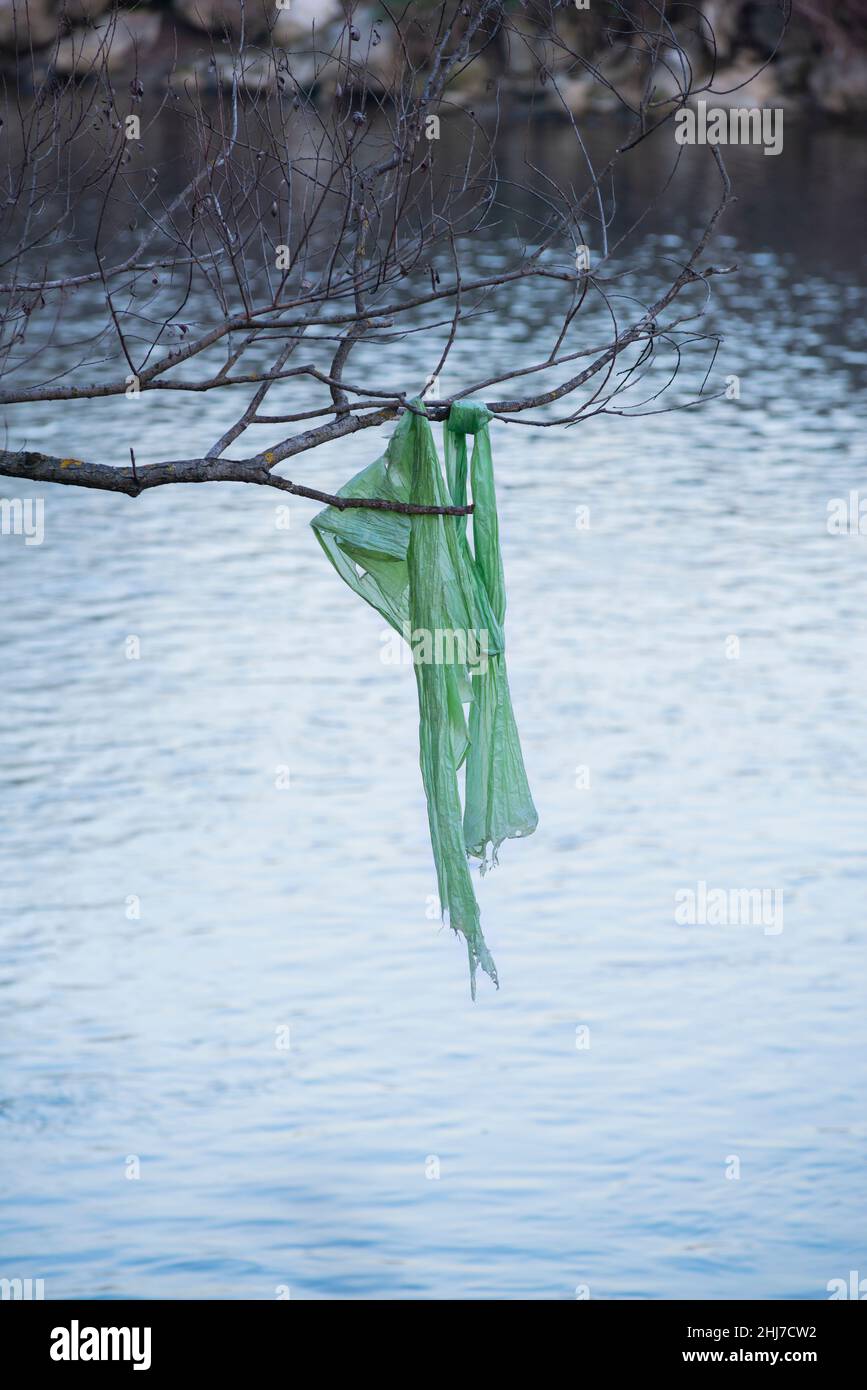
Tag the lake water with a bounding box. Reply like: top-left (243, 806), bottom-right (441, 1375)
top-left (1, 116), bottom-right (866, 1300)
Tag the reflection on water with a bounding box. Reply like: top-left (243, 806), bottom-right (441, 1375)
top-left (1, 120), bottom-right (866, 1299)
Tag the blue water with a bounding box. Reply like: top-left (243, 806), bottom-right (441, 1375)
top-left (1, 125), bottom-right (866, 1299)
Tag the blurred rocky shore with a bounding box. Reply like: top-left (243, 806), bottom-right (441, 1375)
top-left (1, 0), bottom-right (866, 117)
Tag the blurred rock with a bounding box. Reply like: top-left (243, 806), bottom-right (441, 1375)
top-left (651, 37), bottom-right (710, 105)
top-left (175, 0), bottom-right (275, 43)
top-left (774, 52), bottom-right (812, 99)
top-left (0, 0), bottom-right (57, 51)
top-left (586, 45), bottom-right (644, 112)
top-left (502, 13), bottom-right (567, 90)
top-left (443, 52), bottom-right (496, 107)
top-left (0, 0), bottom-right (864, 118)
top-left (270, 0), bottom-right (341, 94)
top-left (744, 0), bottom-right (789, 54)
top-left (343, 12), bottom-right (397, 92)
top-left (212, 51), bottom-right (280, 94)
top-left (61, 0), bottom-right (113, 22)
top-left (53, 11), bottom-right (161, 77)
top-left (559, 75), bottom-right (592, 117)
top-left (272, 4), bottom-right (397, 96)
top-left (269, 46), bottom-right (319, 94)
top-left (271, 0), bottom-right (343, 42)
top-left (699, 0), bottom-right (742, 63)
top-left (696, 58), bottom-right (781, 108)
top-left (810, 48), bottom-right (867, 114)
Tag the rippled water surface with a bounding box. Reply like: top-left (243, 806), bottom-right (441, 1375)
top-left (1, 122), bottom-right (866, 1299)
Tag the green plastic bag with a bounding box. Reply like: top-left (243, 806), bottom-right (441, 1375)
top-left (311, 400), bottom-right (537, 994)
